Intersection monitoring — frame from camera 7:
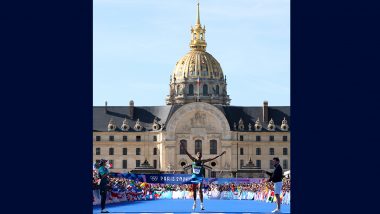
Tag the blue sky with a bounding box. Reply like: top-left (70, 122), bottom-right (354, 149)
top-left (93, 0), bottom-right (290, 106)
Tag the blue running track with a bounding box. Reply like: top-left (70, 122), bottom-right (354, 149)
top-left (93, 200), bottom-right (290, 214)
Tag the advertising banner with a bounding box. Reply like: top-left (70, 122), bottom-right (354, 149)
top-left (110, 173), bottom-right (265, 184)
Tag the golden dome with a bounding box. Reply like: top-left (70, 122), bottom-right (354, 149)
top-left (172, 50), bottom-right (223, 81)
top-left (166, 2), bottom-right (230, 105)
top-left (171, 2), bottom-right (224, 82)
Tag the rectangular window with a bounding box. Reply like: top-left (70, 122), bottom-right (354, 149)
top-left (109, 136), bottom-right (114, 141)
top-left (283, 136), bottom-right (288, 141)
top-left (269, 148), bottom-right (274, 155)
top-left (153, 160), bottom-right (157, 169)
top-left (256, 148), bottom-right (261, 155)
top-left (96, 136), bottom-right (101, 141)
top-left (239, 135), bottom-right (244, 141)
top-left (96, 148), bottom-right (100, 155)
top-left (211, 171), bottom-right (217, 178)
top-left (256, 160), bottom-right (261, 168)
top-left (210, 140), bottom-right (217, 154)
top-left (195, 140), bottom-right (202, 154)
top-left (123, 136), bottom-right (128, 141)
top-left (153, 148), bottom-right (158, 155)
top-left (188, 84), bottom-right (194, 96)
top-left (136, 148), bottom-right (141, 155)
top-left (180, 140), bottom-right (187, 154)
top-left (136, 136), bottom-right (141, 142)
top-left (283, 148), bottom-right (288, 155)
top-left (153, 136), bottom-right (157, 142)
top-left (109, 160), bottom-right (114, 169)
top-left (269, 136), bottom-right (274, 141)
top-left (270, 160), bottom-right (274, 169)
top-left (256, 136), bottom-right (261, 141)
top-left (109, 148), bottom-right (114, 155)
top-left (240, 159), bottom-right (244, 168)
top-left (283, 160), bottom-right (288, 169)
top-left (122, 160), bottom-right (128, 169)
top-left (240, 148), bottom-right (244, 155)
top-left (136, 160), bottom-right (141, 167)
top-left (123, 148), bottom-right (128, 155)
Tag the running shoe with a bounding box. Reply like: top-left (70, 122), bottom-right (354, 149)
top-left (192, 201), bottom-right (196, 210)
top-left (200, 203), bottom-right (205, 210)
top-left (101, 209), bottom-right (110, 213)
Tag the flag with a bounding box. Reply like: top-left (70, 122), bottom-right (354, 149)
top-left (270, 191), bottom-right (274, 203)
top-left (111, 192), bottom-right (118, 198)
top-left (266, 190), bottom-right (274, 203)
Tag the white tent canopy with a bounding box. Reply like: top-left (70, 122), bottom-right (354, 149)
top-left (284, 170), bottom-right (290, 177)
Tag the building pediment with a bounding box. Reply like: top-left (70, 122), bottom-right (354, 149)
top-left (165, 102), bottom-right (230, 140)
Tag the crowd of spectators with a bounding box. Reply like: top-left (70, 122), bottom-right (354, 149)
top-left (92, 168), bottom-right (290, 205)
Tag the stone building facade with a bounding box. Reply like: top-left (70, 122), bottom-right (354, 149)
top-left (93, 3), bottom-right (290, 178)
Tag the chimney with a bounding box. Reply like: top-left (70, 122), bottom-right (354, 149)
top-left (263, 101), bottom-right (268, 123)
top-left (105, 101), bottom-right (108, 113)
top-left (129, 100), bottom-right (134, 119)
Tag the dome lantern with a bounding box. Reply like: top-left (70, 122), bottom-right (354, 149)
top-left (190, 2), bottom-right (207, 51)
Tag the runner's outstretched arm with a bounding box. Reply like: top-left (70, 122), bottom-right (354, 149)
top-left (180, 141), bottom-right (196, 161)
top-left (203, 151), bottom-right (226, 163)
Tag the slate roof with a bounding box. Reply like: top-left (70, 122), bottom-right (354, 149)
top-left (93, 105), bottom-right (290, 132)
top-left (222, 105), bottom-right (290, 132)
top-left (93, 106), bottom-right (172, 132)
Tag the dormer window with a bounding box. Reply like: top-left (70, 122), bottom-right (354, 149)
top-left (107, 118), bottom-right (116, 131)
top-left (281, 117), bottom-right (289, 131)
top-left (134, 118), bottom-right (143, 131)
top-left (268, 118), bottom-right (275, 131)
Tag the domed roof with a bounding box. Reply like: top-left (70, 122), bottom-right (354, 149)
top-left (166, 2), bottom-right (230, 105)
top-left (172, 50), bottom-right (223, 81)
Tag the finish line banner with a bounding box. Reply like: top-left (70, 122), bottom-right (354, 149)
top-left (110, 173), bottom-right (194, 184)
top-left (145, 174), bottom-right (193, 184)
top-left (109, 173), bottom-right (264, 184)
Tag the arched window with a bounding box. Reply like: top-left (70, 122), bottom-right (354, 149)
top-left (180, 140), bottom-right (187, 154)
top-left (216, 85), bottom-right (219, 95)
top-left (203, 84), bottom-right (208, 96)
top-left (195, 140), bottom-right (202, 154)
top-left (189, 84), bottom-right (194, 95)
top-left (210, 140), bottom-right (217, 154)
